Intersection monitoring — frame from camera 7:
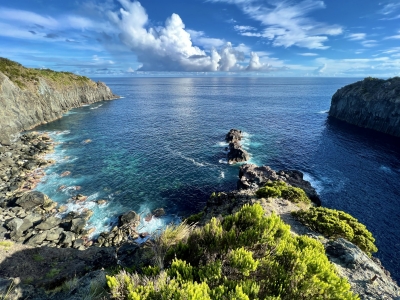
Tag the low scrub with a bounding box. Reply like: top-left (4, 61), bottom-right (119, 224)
top-left (0, 57), bottom-right (91, 90)
top-left (107, 203), bottom-right (358, 299)
top-left (256, 180), bottom-right (311, 204)
top-left (292, 207), bottom-right (377, 256)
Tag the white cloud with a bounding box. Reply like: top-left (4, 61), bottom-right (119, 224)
top-left (209, 0), bottom-right (342, 49)
top-left (234, 25), bottom-right (257, 32)
top-left (347, 33), bottom-right (366, 41)
top-left (187, 30), bottom-right (225, 49)
top-left (379, 2), bottom-right (400, 15)
top-left (0, 7), bottom-right (58, 28)
top-left (108, 0), bottom-right (276, 72)
top-left (299, 53), bottom-right (318, 56)
top-left (246, 52), bottom-right (271, 71)
top-left (361, 40), bottom-right (379, 47)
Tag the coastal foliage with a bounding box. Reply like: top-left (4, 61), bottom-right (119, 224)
top-left (0, 57), bottom-right (91, 90)
top-left (256, 180), bottom-right (311, 204)
top-left (107, 203), bottom-right (358, 299)
top-left (292, 207), bottom-right (377, 256)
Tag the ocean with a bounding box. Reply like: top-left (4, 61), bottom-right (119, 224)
top-left (33, 77), bottom-right (400, 282)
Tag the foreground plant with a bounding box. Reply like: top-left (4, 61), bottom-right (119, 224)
top-left (292, 207), bottom-right (377, 256)
top-left (256, 180), bottom-right (311, 204)
top-left (107, 203), bottom-right (358, 299)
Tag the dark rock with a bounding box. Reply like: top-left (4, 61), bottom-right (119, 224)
top-left (6, 217), bottom-right (33, 237)
top-left (225, 129), bottom-right (250, 164)
top-left (278, 170), bottom-right (321, 206)
top-left (46, 227), bottom-right (64, 241)
top-left (26, 231), bottom-right (47, 245)
top-left (225, 129), bottom-right (243, 143)
top-left (119, 210), bottom-right (140, 227)
top-left (329, 77), bottom-right (400, 137)
top-left (70, 218), bottom-right (87, 234)
top-left (237, 164), bottom-right (321, 205)
top-left (117, 242), bottom-right (154, 269)
top-left (60, 231), bottom-right (76, 247)
top-left (15, 191), bottom-right (51, 210)
top-left (35, 216), bottom-right (61, 230)
top-left (152, 208), bottom-right (165, 217)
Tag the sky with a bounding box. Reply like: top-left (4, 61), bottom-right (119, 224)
top-left (0, 0), bottom-right (400, 77)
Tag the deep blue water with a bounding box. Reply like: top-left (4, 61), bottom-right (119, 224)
top-left (33, 77), bottom-right (400, 282)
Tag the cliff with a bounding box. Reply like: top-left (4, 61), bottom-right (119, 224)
top-left (329, 77), bottom-right (400, 137)
top-left (0, 58), bottom-right (118, 143)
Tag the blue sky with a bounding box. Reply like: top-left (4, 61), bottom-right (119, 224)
top-left (0, 0), bottom-right (400, 77)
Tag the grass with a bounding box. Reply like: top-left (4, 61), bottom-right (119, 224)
top-left (0, 241), bottom-right (14, 250)
top-left (0, 281), bottom-right (14, 300)
top-left (33, 253), bottom-right (44, 262)
top-left (0, 57), bottom-right (92, 90)
top-left (150, 221), bottom-right (196, 269)
top-left (46, 268), bottom-right (61, 279)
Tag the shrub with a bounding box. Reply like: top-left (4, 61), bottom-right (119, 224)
top-left (107, 204), bottom-right (358, 299)
top-left (292, 207), bottom-right (377, 256)
top-left (256, 181), bottom-right (311, 204)
top-left (185, 211), bottom-right (204, 224)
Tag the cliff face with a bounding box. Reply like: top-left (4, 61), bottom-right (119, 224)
top-left (329, 77), bottom-right (400, 137)
top-left (0, 72), bottom-right (117, 143)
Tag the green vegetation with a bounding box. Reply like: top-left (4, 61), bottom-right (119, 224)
top-left (256, 180), bottom-right (311, 204)
top-left (185, 211), bottom-right (205, 224)
top-left (46, 268), bottom-right (61, 278)
top-left (33, 253), bottom-right (44, 262)
top-left (0, 57), bottom-right (91, 90)
top-left (107, 203), bottom-right (358, 299)
top-left (0, 240), bottom-right (13, 250)
top-left (292, 207), bottom-right (377, 256)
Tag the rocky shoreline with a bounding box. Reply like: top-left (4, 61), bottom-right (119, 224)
top-left (0, 132), bottom-right (150, 251)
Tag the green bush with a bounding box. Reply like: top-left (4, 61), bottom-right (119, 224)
top-left (256, 181), bottom-right (310, 204)
top-left (107, 204), bottom-right (358, 299)
top-left (292, 207), bottom-right (377, 256)
top-left (185, 211), bottom-right (204, 224)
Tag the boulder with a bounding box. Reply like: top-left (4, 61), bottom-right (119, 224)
top-left (15, 191), bottom-right (52, 210)
top-left (26, 231), bottom-right (48, 245)
top-left (60, 231), bottom-right (76, 247)
top-left (35, 216), bottom-right (61, 230)
top-left (46, 227), bottom-right (64, 241)
top-left (6, 217), bottom-right (33, 234)
top-left (119, 210), bottom-right (140, 227)
top-left (70, 218), bottom-right (87, 234)
top-left (152, 208), bottom-right (166, 217)
top-left (225, 129), bottom-right (243, 143)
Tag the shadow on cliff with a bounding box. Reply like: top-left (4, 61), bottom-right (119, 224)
top-left (0, 244), bottom-right (116, 291)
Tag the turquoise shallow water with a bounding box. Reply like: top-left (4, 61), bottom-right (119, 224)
top-left (33, 77), bottom-right (400, 282)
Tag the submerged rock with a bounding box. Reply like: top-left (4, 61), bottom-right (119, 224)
top-left (329, 77), bottom-right (400, 137)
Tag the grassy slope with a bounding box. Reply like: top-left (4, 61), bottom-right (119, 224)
top-left (0, 57), bottom-right (92, 91)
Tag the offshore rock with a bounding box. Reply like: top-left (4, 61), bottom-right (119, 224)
top-left (329, 77), bottom-right (400, 137)
top-left (225, 129), bottom-right (250, 164)
top-left (0, 70), bottom-right (118, 143)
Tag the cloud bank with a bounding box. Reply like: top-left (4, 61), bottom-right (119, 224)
top-left (108, 0), bottom-right (272, 72)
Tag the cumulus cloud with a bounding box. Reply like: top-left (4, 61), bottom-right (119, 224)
top-left (210, 0), bottom-right (342, 49)
top-left (246, 52), bottom-right (271, 71)
top-left (108, 0), bottom-right (266, 72)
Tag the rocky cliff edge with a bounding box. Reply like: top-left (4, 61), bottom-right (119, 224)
top-left (329, 77), bottom-right (400, 137)
top-left (0, 59), bottom-right (118, 144)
